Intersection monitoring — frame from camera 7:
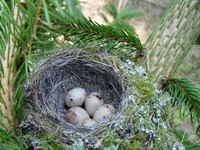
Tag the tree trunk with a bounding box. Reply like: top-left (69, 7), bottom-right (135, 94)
top-left (138, 0), bottom-right (200, 86)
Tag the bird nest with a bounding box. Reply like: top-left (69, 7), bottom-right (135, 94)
top-left (23, 49), bottom-right (129, 140)
top-left (22, 48), bottom-right (177, 148)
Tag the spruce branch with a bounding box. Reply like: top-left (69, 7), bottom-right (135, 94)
top-left (34, 0), bottom-right (143, 56)
top-left (50, 18), bottom-right (143, 51)
top-left (0, 0), bottom-right (30, 128)
top-left (102, 1), bottom-right (143, 33)
top-left (20, 0), bottom-right (43, 59)
top-left (7, 0), bottom-right (143, 62)
top-left (165, 78), bottom-right (200, 124)
top-left (0, 0), bottom-right (16, 129)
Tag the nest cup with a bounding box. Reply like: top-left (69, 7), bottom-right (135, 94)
top-left (24, 49), bottom-right (127, 140)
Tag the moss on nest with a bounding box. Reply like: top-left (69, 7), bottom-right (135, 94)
top-left (20, 48), bottom-right (179, 149)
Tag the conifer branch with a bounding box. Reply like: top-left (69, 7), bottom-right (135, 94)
top-left (63, 19), bottom-right (143, 50)
top-left (20, 0), bottom-right (43, 58)
top-left (0, 0), bottom-right (17, 129)
top-left (50, 18), bottom-right (143, 51)
top-left (11, 0), bottom-right (143, 61)
top-left (165, 78), bottom-right (200, 124)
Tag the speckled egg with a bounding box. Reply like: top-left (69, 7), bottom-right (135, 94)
top-left (85, 92), bottom-right (104, 116)
top-left (65, 87), bottom-right (87, 107)
top-left (77, 118), bottom-right (97, 127)
top-left (66, 107), bottom-right (90, 125)
top-left (93, 104), bottom-right (115, 123)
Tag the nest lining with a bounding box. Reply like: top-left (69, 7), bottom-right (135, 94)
top-left (24, 49), bottom-right (129, 139)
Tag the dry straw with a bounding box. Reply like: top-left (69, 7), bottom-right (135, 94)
top-left (23, 48), bottom-right (135, 143)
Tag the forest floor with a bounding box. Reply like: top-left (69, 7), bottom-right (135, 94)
top-left (80, 0), bottom-right (199, 143)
